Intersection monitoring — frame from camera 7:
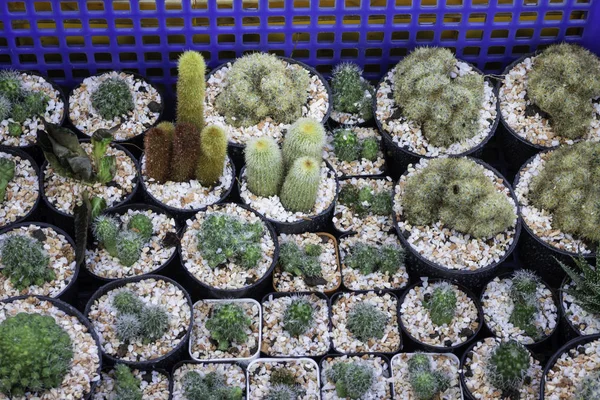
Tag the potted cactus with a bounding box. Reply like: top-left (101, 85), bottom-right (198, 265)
top-left (171, 361), bottom-right (246, 400)
top-left (324, 127), bottom-right (386, 178)
top-left (247, 358), bottom-right (320, 400)
top-left (261, 292), bottom-right (331, 357)
top-left (190, 298), bottom-right (261, 363)
top-left (0, 295), bottom-right (101, 399)
top-left (321, 354), bottom-right (391, 399)
top-left (374, 47), bottom-right (498, 171)
top-left (329, 62), bottom-right (375, 126)
top-left (0, 147), bottom-right (39, 229)
top-left (93, 364), bottom-right (170, 400)
top-left (331, 291), bottom-right (401, 354)
top-left (85, 275), bottom-right (192, 368)
top-left (0, 69), bottom-right (66, 148)
top-left (393, 157), bottom-right (519, 286)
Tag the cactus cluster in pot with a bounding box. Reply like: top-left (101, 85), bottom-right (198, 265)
top-left (332, 128), bottom-right (379, 163)
top-left (325, 361), bottom-right (374, 399)
top-left (204, 302), bottom-right (253, 351)
top-left (279, 241), bottom-right (326, 286)
top-left (344, 241), bottom-right (405, 276)
top-left (330, 62), bottom-right (375, 123)
top-left (0, 234), bottom-right (53, 289)
top-left (347, 302), bottom-right (388, 342)
top-left (508, 270), bottom-right (543, 340)
top-left (338, 182), bottom-right (393, 217)
top-left (112, 290), bottom-right (169, 344)
top-left (407, 353), bottom-right (451, 400)
top-left (182, 370), bottom-right (244, 400)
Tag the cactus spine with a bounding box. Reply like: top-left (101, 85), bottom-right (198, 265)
top-left (282, 118), bottom-right (326, 169)
top-left (245, 137), bottom-right (284, 197)
top-left (280, 157), bottom-right (321, 213)
top-left (176, 51), bottom-right (206, 132)
top-left (196, 124), bottom-right (228, 186)
top-left (425, 283), bottom-right (458, 326)
top-left (487, 340), bottom-right (530, 395)
top-left (144, 127), bottom-right (173, 183)
top-left (171, 122), bottom-right (201, 182)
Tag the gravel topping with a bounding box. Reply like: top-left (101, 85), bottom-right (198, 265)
top-left (562, 280), bottom-right (600, 335)
top-left (141, 154), bottom-right (233, 210)
top-left (0, 73), bottom-right (64, 147)
top-left (0, 297), bottom-right (100, 400)
top-left (239, 162), bottom-right (337, 223)
top-left (0, 224), bottom-right (76, 299)
top-left (43, 143), bottom-right (137, 215)
top-left (87, 278), bottom-right (191, 362)
top-left (339, 233), bottom-right (409, 291)
top-left (248, 358), bottom-right (320, 400)
top-left (0, 152), bottom-right (38, 228)
top-left (392, 353), bottom-right (462, 400)
top-left (273, 232), bottom-right (340, 293)
top-left (394, 159), bottom-right (518, 271)
top-left (321, 354), bottom-right (390, 400)
top-left (400, 280), bottom-right (480, 348)
top-left (180, 203), bottom-right (276, 290)
top-left (463, 337), bottom-right (542, 400)
top-left (375, 62), bottom-right (497, 157)
top-left (172, 362), bottom-right (246, 400)
top-left (205, 61), bottom-right (329, 145)
top-left (515, 151), bottom-right (591, 254)
top-left (261, 293), bottom-right (330, 357)
top-left (69, 71), bottom-right (161, 140)
top-left (324, 127), bottom-right (385, 177)
top-left (93, 369), bottom-right (170, 400)
top-left (85, 209), bottom-right (177, 279)
top-left (191, 299), bottom-right (260, 361)
top-left (482, 276), bottom-right (557, 344)
top-left (499, 56), bottom-right (600, 147)
top-left (332, 291), bottom-right (400, 354)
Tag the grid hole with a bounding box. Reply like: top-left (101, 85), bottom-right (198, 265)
top-left (463, 46), bottom-right (481, 56)
top-left (419, 14), bottom-right (436, 24)
top-left (566, 27), bottom-right (584, 36)
top-left (394, 14), bottom-right (411, 24)
top-left (342, 32), bottom-right (360, 42)
top-left (444, 14), bottom-right (461, 23)
top-left (441, 30), bottom-right (459, 41)
top-left (69, 53), bottom-right (86, 63)
top-left (94, 53), bottom-right (111, 63)
top-left (417, 31), bottom-right (434, 41)
top-left (342, 48), bottom-right (359, 58)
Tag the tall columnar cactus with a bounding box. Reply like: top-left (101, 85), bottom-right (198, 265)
top-left (0, 158), bottom-right (15, 202)
top-left (176, 51), bottom-right (206, 131)
top-left (114, 364), bottom-right (142, 400)
top-left (0, 234), bottom-right (53, 290)
top-left (196, 124), bottom-right (228, 186)
top-left (408, 353), bottom-right (451, 400)
top-left (326, 362), bottom-right (374, 399)
top-left (577, 371), bottom-right (600, 400)
top-left (346, 302), bottom-right (388, 342)
top-left (509, 270), bottom-right (541, 339)
top-left (91, 77), bottom-right (134, 120)
top-left (144, 126), bottom-right (173, 183)
top-left (205, 303), bottom-right (252, 351)
top-left (245, 137), bottom-right (284, 197)
top-left (283, 298), bottom-right (314, 337)
top-left (527, 43), bottom-right (600, 140)
top-left (156, 121), bottom-right (175, 139)
top-left (425, 283), bottom-right (458, 326)
top-left (171, 122), bottom-right (201, 182)
top-left (331, 62), bottom-right (375, 121)
top-left (280, 156), bottom-right (321, 213)
top-left (282, 118), bottom-right (326, 169)
top-left (487, 340), bottom-right (530, 394)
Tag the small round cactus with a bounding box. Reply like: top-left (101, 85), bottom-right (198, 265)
top-left (113, 290), bottom-right (144, 315)
top-left (361, 137), bottom-right (379, 161)
top-left (345, 243), bottom-right (379, 275)
top-left (127, 214), bottom-right (153, 242)
top-left (378, 245), bottom-right (405, 275)
top-left (280, 156), bottom-right (321, 213)
top-left (0, 94), bottom-right (11, 121)
top-left (91, 77), bottom-right (134, 120)
top-left (245, 136), bottom-right (284, 197)
top-left (408, 354), bottom-right (451, 400)
top-left (487, 340), bottom-right (531, 394)
top-left (12, 91), bottom-right (48, 123)
top-left (0, 69), bottom-right (23, 101)
top-left (346, 302), bottom-right (388, 342)
top-left (333, 129), bottom-right (361, 162)
top-left (205, 303), bottom-right (252, 351)
top-left (0, 234), bottom-right (53, 290)
top-left (139, 304), bottom-right (169, 342)
top-left (331, 62), bottom-right (375, 121)
top-left (196, 124), bottom-right (228, 187)
top-left (425, 283), bottom-right (458, 326)
top-left (93, 215), bottom-right (120, 257)
top-left (327, 362), bottom-right (374, 400)
top-left (114, 364), bottom-right (142, 400)
top-left (265, 384), bottom-right (299, 400)
top-left (116, 231), bottom-right (144, 267)
top-left (0, 158), bottom-right (16, 202)
top-left (577, 371), bottom-right (600, 400)
top-left (183, 371), bottom-right (244, 400)
top-left (282, 118), bottom-right (326, 169)
top-left (370, 191), bottom-right (393, 216)
top-left (116, 313), bottom-right (142, 343)
top-left (7, 122), bottom-right (21, 137)
top-left (283, 298), bottom-right (314, 337)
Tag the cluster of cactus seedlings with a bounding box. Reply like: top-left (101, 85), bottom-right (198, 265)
top-left (346, 302), bottom-right (388, 342)
top-left (576, 370), bottom-right (600, 400)
top-left (345, 242), bottom-right (405, 276)
top-left (557, 248), bottom-right (600, 315)
top-left (0, 312), bottom-right (73, 396)
top-left (509, 270), bottom-right (542, 339)
top-left (326, 361), bottom-right (374, 399)
top-left (403, 158), bottom-right (514, 238)
top-left (331, 62), bottom-right (375, 122)
top-left (339, 184), bottom-right (393, 216)
top-left (279, 241), bottom-right (326, 286)
top-left (0, 69), bottom-right (49, 136)
top-left (0, 234), bottom-right (52, 289)
top-left (205, 303), bottom-right (252, 351)
top-left (283, 297), bottom-right (315, 337)
top-left (90, 77), bottom-right (134, 121)
top-left (332, 128), bottom-right (379, 162)
top-left (182, 370), bottom-right (244, 400)
top-left (486, 340), bottom-right (530, 396)
top-left (114, 364), bottom-right (142, 400)
top-left (0, 158), bottom-right (15, 202)
top-left (265, 369), bottom-right (305, 400)
top-left (93, 213), bottom-right (154, 267)
top-left (113, 290), bottom-right (169, 344)
top-left (408, 353), bottom-right (451, 400)
top-left (424, 283), bottom-right (458, 326)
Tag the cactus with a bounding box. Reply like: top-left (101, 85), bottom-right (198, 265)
top-left (576, 371), bottom-right (600, 400)
top-left (182, 371), bottom-right (244, 400)
top-left (0, 70), bottom-right (23, 101)
top-left (0, 94), bottom-right (11, 121)
top-left (509, 270), bottom-right (541, 339)
top-left (8, 122), bottom-right (21, 137)
top-left (487, 340), bottom-right (530, 394)
top-left (557, 248), bottom-right (600, 314)
top-left (245, 136), bottom-right (284, 197)
top-left (346, 302), bottom-right (388, 342)
top-left (326, 362), bottom-right (374, 400)
top-left (0, 234), bottom-right (53, 290)
top-left (271, 369), bottom-right (297, 387)
top-left (378, 245), bottom-right (405, 275)
top-left (265, 384), bottom-right (301, 400)
top-left (113, 290), bottom-right (144, 315)
top-left (371, 191), bottom-right (393, 216)
top-left (280, 156), bottom-right (321, 213)
top-left (282, 118), bottom-right (326, 169)
top-left (116, 313), bottom-right (142, 343)
top-left (333, 129), bottom-right (361, 162)
top-left (114, 364), bottom-right (142, 400)
top-left (127, 214), bottom-right (153, 242)
top-left (345, 243), bottom-right (379, 275)
top-left (339, 184), bottom-right (393, 216)
top-left (91, 77), bottom-right (134, 120)
top-left (361, 137), bottom-right (379, 161)
top-left (143, 126), bottom-right (173, 183)
top-left (139, 304), bottom-right (169, 342)
top-left (116, 231), bottom-right (144, 267)
top-left (0, 312), bottom-right (73, 397)
top-left (176, 51), bottom-right (206, 131)
top-left (156, 121), bottom-right (175, 138)
top-left (408, 353), bottom-right (451, 400)
top-left (279, 242), bottom-right (326, 286)
top-left (196, 124), bottom-right (228, 186)
top-left (331, 62), bottom-right (375, 121)
top-left (92, 215), bottom-right (119, 256)
top-left (425, 283), bottom-right (457, 326)
top-left (12, 91), bottom-right (49, 123)
top-left (205, 303), bottom-right (252, 351)
top-left (0, 158), bottom-right (15, 202)
top-left (283, 297), bottom-right (314, 337)
top-left (171, 122), bottom-right (201, 182)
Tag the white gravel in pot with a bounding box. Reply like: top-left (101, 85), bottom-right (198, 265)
top-left (69, 71), bottom-right (161, 141)
top-left (0, 152), bottom-right (38, 228)
top-left (394, 158), bottom-right (518, 271)
top-left (400, 280), bottom-right (480, 348)
top-left (375, 62), bottom-right (497, 157)
top-left (205, 60), bottom-right (329, 145)
top-left (499, 55), bottom-right (600, 147)
top-left (339, 232), bottom-right (409, 291)
top-left (239, 162), bottom-right (337, 224)
top-left (333, 177), bottom-right (395, 234)
top-left (463, 337), bottom-right (542, 400)
top-left (191, 299), bottom-right (260, 361)
top-left (273, 232), bottom-right (341, 293)
top-left (43, 143), bottom-right (138, 215)
top-left (181, 203), bottom-right (275, 290)
top-left (93, 369), bottom-right (170, 400)
top-left (85, 209), bottom-right (177, 279)
top-left (324, 127), bottom-right (385, 177)
top-left (392, 353), bottom-right (462, 400)
top-left (321, 354), bottom-right (391, 400)
top-left (0, 296), bottom-right (100, 400)
top-left (87, 278), bottom-right (191, 362)
top-left (247, 358), bottom-right (320, 400)
top-left (562, 280), bottom-right (600, 335)
top-left (482, 276), bottom-right (557, 344)
top-left (261, 293), bottom-right (330, 357)
top-left (331, 291), bottom-right (401, 354)
top-left (141, 154), bottom-right (233, 210)
top-left (515, 151), bottom-right (592, 254)
top-left (172, 362), bottom-right (246, 400)
top-left (0, 72), bottom-right (64, 147)
top-left (0, 224), bottom-right (76, 299)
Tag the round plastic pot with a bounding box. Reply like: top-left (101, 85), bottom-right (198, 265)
top-left (558, 276), bottom-right (595, 342)
top-left (246, 357), bottom-right (320, 397)
top-left (392, 157), bottom-right (522, 289)
top-left (98, 366), bottom-right (171, 400)
top-left (320, 353), bottom-right (391, 398)
top-left (177, 203), bottom-right (279, 299)
top-left (0, 295), bottom-right (102, 400)
top-left (238, 160), bottom-right (339, 235)
top-left (0, 145), bottom-right (41, 230)
top-left (170, 360), bottom-right (247, 398)
top-left (84, 274), bottom-right (193, 370)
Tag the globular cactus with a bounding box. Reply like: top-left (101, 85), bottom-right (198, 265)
top-left (127, 214), bottom-right (153, 242)
top-left (345, 243), bottom-right (379, 275)
top-left (509, 270), bottom-right (541, 338)
top-left (139, 304), bottom-right (169, 342)
top-left (113, 290), bottom-right (144, 315)
top-left (378, 245), bottom-right (405, 275)
top-left (371, 191), bottom-right (393, 216)
top-left (0, 158), bottom-right (15, 202)
top-left (0, 94), bottom-right (11, 121)
top-left (8, 122), bottom-right (21, 137)
top-left (487, 340), bottom-right (531, 394)
top-left (0, 234), bottom-right (53, 290)
top-left (116, 231), bottom-right (144, 267)
top-left (265, 384), bottom-right (300, 400)
top-left (196, 124), bottom-right (228, 186)
top-left (170, 122), bottom-right (201, 182)
top-left (326, 362), bottom-right (374, 400)
top-left (0, 69), bottom-right (23, 101)
top-left (576, 371), bottom-right (600, 400)
top-left (205, 303), bottom-right (252, 351)
top-left (283, 298), bottom-right (314, 337)
top-left (176, 51), bottom-right (206, 132)
top-left (271, 369), bottom-right (297, 387)
top-left (183, 371), bottom-right (244, 400)
top-left (91, 77), bottom-right (134, 120)
top-left (425, 283), bottom-right (457, 326)
top-left (408, 353), bottom-right (451, 400)
top-left (144, 126), bottom-right (173, 183)
top-left (279, 242), bottom-right (325, 286)
top-left (93, 215), bottom-right (119, 257)
top-left (245, 136), bottom-right (284, 197)
top-left (282, 118), bottom-right (326, 169)
top-left (361, 137), bottom-right (379, 161)
top-left (333, 129), bottom-right (361, 162)
top-left (346, 302), bottom-right (388, 342)
top-left (114, 364), bottom-right (142, 400)
top-left (12, 91), bottom-right (49, 123)
top-left (116, 313), bottom-right (142, 343)
top-left (280, 156), bottom-right (321, 213)
top-left (331, 62), bottom-right (375, 122)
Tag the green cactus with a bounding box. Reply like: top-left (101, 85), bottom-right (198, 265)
top-left (339, 184), bottom-right (359, 206)
top-left (0, 158), bottom-right (15, 202)
top-left (196, 124), bottom-right (228, 186)
top-left (113, 290), bottom-right (144, 315)
top-left (156, 121), bottom-right (175, 139)
top-left (8, 122), bottom-right (22, 137)
top-left (280, 156), bottom-right (321, 213)
top-left (139, 304), bottom-right (169, 342)
top-left (282, 118), bottom-right (326, 169)
top-left (283, 297), bottom-right (314, 337)
top-left (557, 248), bottom-right (600, 315)
top-left (425, 283), bottom-right (457, 326)
top-left (345, 243), bottom-right (379, 275)
top-left (127, 214), bottom-right (153, 242)
top-left (115, 313), bottom-right (142, 343)
top-left (333, 129), bottom-right (361, 162)
top-left (576, 371), bottom-right (600, 400)
top-left (265, 384), bottom-right (301, 400)
top-left (0, 70), bottom-right (23, 101)
top-left (509, 270), bottom-right (541, 339)
top-left (361, 137), bottom-right (379, 161)
top-left (245, 136), bottom-right (284, 197)
top-left (182, 371), bottom-right (244, 400)
top-left (331, 62), bottom-right (375, 121)
top-left (339, 183), bottom-right (393, 216)
top-left (0, 234), bottom-right (53, 290)
top-left (114, 364), bottom-right (142, 400)
top-left (0, 94), bottom-right (11, 121)
top-left (171, 122), bottom-right (201, 182)
top-left (371, 191), bottom-right (393, 216)
top-left (408, 354), bottom-right (451, 400)
top-left (116, 231), bottom-right (144, 267)
top-left (487, 340), bottom-right (531, 394)
top-left (91, 77), bottom-right (134, 120)
top-left (13, 91), bottom-right (48, 123)
top-left (326, 362), bottom-right (374, 400)
top-left (279, 242), bottom-right (325, 286)
top-left (205, 303), bottom-right (252, 351)
top-left (378, 245), bottom-right (405, 275)
top-left (346, 302), bottom-right (388, 342)
top-left (92, 215), bottom-right (119, 257)
top-left (144, 126), bottom-right (173, 183)
top-left (176, 51), bottom-right (206, 132)
top-left (270, 369), bottom-right (297, 387)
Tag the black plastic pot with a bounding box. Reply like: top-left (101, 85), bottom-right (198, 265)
top-left (0, 295), bottom-right (102, 400)
top-left (84, 274), bottom-right (193, 370)
top-left (98, 366), bottom-right (171, 400)
top-left (238, 160), bottom-right (339, 235)
top-left (319, 353), bottom-right (391, 397)
top-left (558, 276), bottom-right (598, 342)
top-left (177, 202), bottom-right (279, 300)
top-left (393, 157), bottom-right (522, 289)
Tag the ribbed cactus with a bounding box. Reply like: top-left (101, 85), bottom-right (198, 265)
top-left (425, 283), bottom-right (457, 326)
top-left (283, 298), bottom-right (314, 337)
top-left (332, 129), bottom-right (360, 162)
top-left (0, 158), bottom-right (15, 202)
top-left (116, 231), bottom-right (144, 267)
top-left (326, 362), bottom-right (374, 399)
top-left (93, 215), bottom-right (119, 257)
top-left (245, 137), bottom-right (284, 197)
top-left (361, 137), bottom-right (379, 161)
top-left (127, 214), bottom-right (153, 242)
top-left (176, 51), bottom-right (206, 132)
top-left (282, 118), bottom-right (326, 169)
top-left (144, 126), bottom-right (173, 183)
top-left (487, 340), bottom-right (530, 394)
top-left (171, 122), bottom-right (201, 182)
top-left (196, 124), bottom-right (228, 186)
top-left (280, 157), bottom-right (321, 213)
